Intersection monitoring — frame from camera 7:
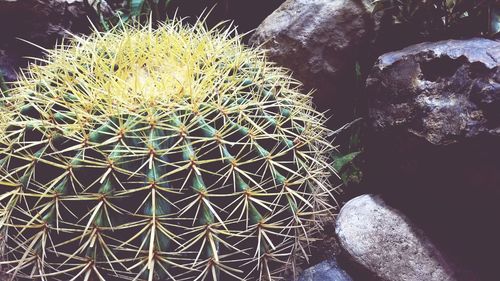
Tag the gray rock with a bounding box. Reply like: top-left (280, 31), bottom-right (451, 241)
top-left (367, 38), bottom-right (500, 145)
top-left (249, 0), bottom-right (373, 120)
top-left (297, 258), bottom-right (353, 281)
top-left (0, 0), bottom-right (93, 81)
top-left (336, 194), bottom-right (458, 281)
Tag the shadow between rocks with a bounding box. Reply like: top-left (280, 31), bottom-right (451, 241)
top-left (365, 132), bottom-right (500, 281)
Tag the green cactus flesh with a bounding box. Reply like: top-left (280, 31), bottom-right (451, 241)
top-left (0, 21), bottom-right (336, 281)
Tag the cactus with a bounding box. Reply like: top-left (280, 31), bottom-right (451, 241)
top-left (0, 20), bottom-right (337, 281)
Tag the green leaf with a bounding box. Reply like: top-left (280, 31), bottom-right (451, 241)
top-left (115, 10), bottom-right (130, 25)
top-left (0, 70), bottom-right (7, 94)
top-left (99, 13), bottom-right (111, 31)
top-left (333, 151), bottom-right (361, 172)
top-left (491, 7), bottom-right (500, 35)
top-left (341, 166), bottom-right (363, 185)
top-left (129, 0), bottom-right (145, 17)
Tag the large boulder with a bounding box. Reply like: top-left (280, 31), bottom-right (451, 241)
top-left (368, 38), bottom-right (500, 145)
top-left (336, 194), bottom-right (459, 281)
top-left (249, 0), bottom-right (373, 124)
top-left (0, 0), bottom-right (97, 81)
top-left (365, 38), bottom-right (500, 280)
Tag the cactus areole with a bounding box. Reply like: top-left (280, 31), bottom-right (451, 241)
top-left (0, 20), bottom-right (337, 281)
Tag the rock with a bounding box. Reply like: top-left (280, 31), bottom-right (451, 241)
top-left (365, 38), bottom-right (500, 280)
top-left (297, 258), bottom-right (353, 281)
top-left (249, 0), bottom-right (373, 124)
top-left (367, 38), bottom-right (500, 145)
top-left (336, 194), bottom-right (458, 281)
top-left (0, 0), bottom-right (94, 81)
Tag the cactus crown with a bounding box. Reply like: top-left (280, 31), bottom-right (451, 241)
top-left (0, 19), bottom-right (336, 281)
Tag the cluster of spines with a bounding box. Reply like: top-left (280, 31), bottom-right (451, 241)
top-left (0, 20), bottom-right (336, 281)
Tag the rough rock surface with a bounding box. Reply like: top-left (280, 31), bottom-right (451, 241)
top-left (365, 38), bottom-right (500, 280)
top-left (336, 194), bottom-right (458, 281)
top-left (368, 38), bottom-right (500, 145)
top-left (297, 258), bottom-right (353, 281)
top-left (249, 0), bottom-right (373, 123)
top-left (0, 0), bottom-right (94, 81)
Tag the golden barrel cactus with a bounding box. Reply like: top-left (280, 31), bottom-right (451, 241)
top-left (0, 20), bottom-right (337, 281)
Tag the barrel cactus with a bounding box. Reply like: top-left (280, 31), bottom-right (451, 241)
top-left (0, 20), bottom-right (337, 281)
